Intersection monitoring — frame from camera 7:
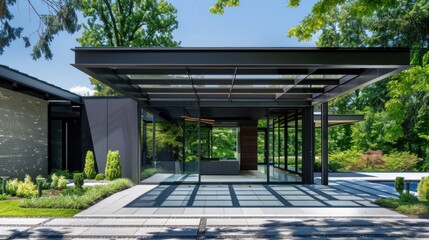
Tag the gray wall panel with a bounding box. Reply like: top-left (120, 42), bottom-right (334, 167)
top-left (83, 98), bottom-right (140, 183)
top-left (107, 99), bottom-right (139, 182)
top-left (0, 88), bottom-right (48, 178)
top-left (83, 98), bottom-right (108, 173)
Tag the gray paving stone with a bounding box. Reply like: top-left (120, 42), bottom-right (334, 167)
top-left (204, 208), bottom-right (224, 215)
top-left (262, 200), bottom-right (284, 206)
top-left (239, 201), bottom-right (265, 206)
top-left (182, 208), bottom-right (204, 215)
top-left (165, 218), bottom-right (200, 226)
top-left (223, 208), bottom-right (243, 215)
top-left (207, 218), bottom-right (248, 226)
top-left (96, 218), bottom-right (147, 226)
top-left (133, 207), bottom-right (158, 215)
top-left (45, 218), bottom-right (78, 226)
top-left (325, 200), bottom-right (361, 207)
top-left (28, 227), bottom-right (89, 237)
top-left (143, 218), bottom-right (168, 226)
top-left (0, 218), bottom-right (47, 226)
top-left (251, 226), bottom-right (318, 236)
top-left (205, 200), bottom-right (232, 207)
top-left (289, 200), bottom-right (327, 207)
top-left (158, 227), bottom-right (198, 237)
top-left (205, 227), bottom-right (254, 237)
top-left (81, 227), bottom-right (139, 236)
top-left (154, 208), bottom-right (185, 215)
top-left (283, 195), bottom-right (315, 200)
top-left (237, 195), bottom-right (260, 200)
top-left (114, 208), bottom-right (140, 214)
top-left (0, 227), bottom-right (29, 237)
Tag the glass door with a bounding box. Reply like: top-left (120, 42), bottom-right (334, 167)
top-left (269, 109), bottom-right (303, 183)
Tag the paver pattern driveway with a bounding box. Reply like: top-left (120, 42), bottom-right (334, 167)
top-left (1, 217), bottom-right (428, 239)
top-left (77, 181), bottom-right (401, 217)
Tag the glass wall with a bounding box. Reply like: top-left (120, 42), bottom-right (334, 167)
top-left (140, 107), bottom-right (306, 184)
top-left (269, 109), bottom-right (302, 183)
top-left (140, 110), bottom-right (199, 183)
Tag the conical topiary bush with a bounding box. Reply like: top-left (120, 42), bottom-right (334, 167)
top-left (84, 150), bottom-right (97, 179)
top-left (105, 150), bottom-right (122, 180)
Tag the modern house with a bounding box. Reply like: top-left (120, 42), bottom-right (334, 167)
top-left (0, 48), bottom-right (409, 185)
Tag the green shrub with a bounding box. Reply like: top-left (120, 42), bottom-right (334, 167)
top-left (50, 170), bottom-right (72, 179)
top-left (6, 178), bottom-right (19, 196)
top-left (61, 187), bottom-right (86, 196)
top-left (0, 193), bottom-right (9, 200)
top-left (105, 150), bottom-right (122, 180)
top-left (329, 149), bottom-right (362, 171)
top-left (395, 177), bottom-right (405, 194)
top-left (418, 176), bottom-right (429, 201)
top-left (399, 192), bottom-right (419, 203)
top-left (84, 150), bottom-right (97, 179)
top-left (73, 173), bottom-right (84, 189)
top-left (386, 151), bottom-right (421, 171)
top-left (50, 174), bottom-right (59, 189)
top-left (419, 147), bottom-right (429, 171)
top-left (357, 150), bottom-right (384, 171)
top-left (16, 175), bottom-right (37, 198)
top-left (20, 178), bottom-right (133, 209)
top-left (141, 167), bottom-right (162, 179)
top-left (95, 173), bottom-right (105, 181)
top-left (396, 204), bottom-right (428, 215)
top-left (57, 176), bottom-right (69, 189)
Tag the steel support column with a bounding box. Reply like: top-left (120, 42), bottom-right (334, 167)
top-left (152, 115), bottom-right (156, 167)
top-left (302, 106), bottom-right (314, 184)
top-left (321, 102), bottom-right (329, 185)
top-left (198, 107), bottom-right (201, 183)
top-left (266, 109), bottom-right (270, 183)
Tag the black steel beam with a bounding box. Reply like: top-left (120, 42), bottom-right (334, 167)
top-left (149, 100), bottom-right (312, 108)
top-left (131, 78), bottom-right (340, 86)
top-left (74, 47), bottom-right (410, 67)
top-left (321, 102), bottom-right (329, 185)
top-left (313, 67), bottom-right (409, 104)
top-left (119, 68), bottom-right (366, 76)
top-left (141, 87), bottom-right (324, 94)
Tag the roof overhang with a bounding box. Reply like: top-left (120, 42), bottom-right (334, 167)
top-left (0, 65), bottom-right (82, 104)
top-left (73, 47), bottom-right (410, 119)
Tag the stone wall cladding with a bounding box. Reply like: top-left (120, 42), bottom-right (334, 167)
top-left (0, 88), bottom-right (48, 178)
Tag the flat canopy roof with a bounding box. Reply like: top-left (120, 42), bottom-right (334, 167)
top-left (73, 47), bottom-right (409, 119)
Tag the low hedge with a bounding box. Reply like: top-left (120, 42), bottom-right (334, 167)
top-left (19, 178), bottom-right (132, 209)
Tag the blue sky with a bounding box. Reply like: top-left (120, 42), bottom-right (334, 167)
top-left (0, 0), bottom-right (317, 95)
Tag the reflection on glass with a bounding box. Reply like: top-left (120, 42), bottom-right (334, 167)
top-left (141, 110), bottom-right (199, 183)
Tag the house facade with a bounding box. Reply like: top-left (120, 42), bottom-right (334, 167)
top-left (0, 48), bottom-right (409, 184)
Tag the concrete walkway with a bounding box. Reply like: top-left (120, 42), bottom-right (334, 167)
top-left (315, 172), bottom-right (429, 181)
top-left (1, 216), bottom-right (429, 239)
top-left (76, 183), bottom-right (402, 218)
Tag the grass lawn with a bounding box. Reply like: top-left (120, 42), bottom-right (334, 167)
top-left (0, 200), bottom-right (80, 217)
top-left (375, 198), bottom-right (429, 216)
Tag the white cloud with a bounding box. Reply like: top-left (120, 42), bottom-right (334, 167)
top-left (69, 85), bottom-right (95, 96)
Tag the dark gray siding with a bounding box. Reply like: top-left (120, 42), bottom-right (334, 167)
top-left (83, 98), bottom-right (140, 182)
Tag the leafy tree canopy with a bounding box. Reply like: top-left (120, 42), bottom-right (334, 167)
top-left (77, 0), bottom-right (180, 96)
top-left (77, 0), bottom-right (179, 47)
top-left (1, 0), bottom-right (80, 60)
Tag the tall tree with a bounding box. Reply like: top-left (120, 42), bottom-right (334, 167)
top-left (211, 0), bottom-right (429, 159)
top-left (0, 0), bottom-right (80, 60)
top-left (291, 0), bottom-right (429, 157)
top-left (77, 0), bottom-right (180, 96)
